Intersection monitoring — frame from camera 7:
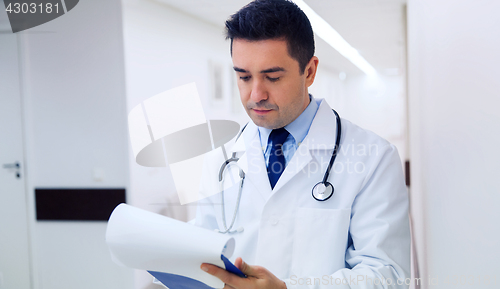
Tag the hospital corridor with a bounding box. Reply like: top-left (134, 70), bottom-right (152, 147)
top-left (0, 0), bottom-right (499, 289)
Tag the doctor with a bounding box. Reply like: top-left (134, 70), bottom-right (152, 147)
top-left (198, 0), bottom-right (410, 288)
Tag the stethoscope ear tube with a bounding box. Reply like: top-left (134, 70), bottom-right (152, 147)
top-left (218, 156), bottom-right (239, 182)
top-left (218, 162), bottom-right (245, 234)
top-left (218, 125), bottom-right (247, 182)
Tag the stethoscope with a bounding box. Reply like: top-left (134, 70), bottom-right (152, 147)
top-left (216, 109), bottom-right (342, 234)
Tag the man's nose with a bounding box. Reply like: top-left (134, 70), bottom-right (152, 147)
top-left (249, 79), bottom-right (268, 103)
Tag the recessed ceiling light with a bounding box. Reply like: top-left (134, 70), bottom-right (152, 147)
top-left (293, 0), bottom-right (377, 76)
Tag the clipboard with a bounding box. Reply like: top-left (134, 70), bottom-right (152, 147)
top-left (106, 204), bottom-right (246, 288)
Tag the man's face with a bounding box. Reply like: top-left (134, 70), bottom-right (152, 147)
top-left (232, 38), bottom-right (317, 129)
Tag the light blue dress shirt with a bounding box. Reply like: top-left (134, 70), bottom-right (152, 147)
top-left (258, 95), bottom-right (321, 168)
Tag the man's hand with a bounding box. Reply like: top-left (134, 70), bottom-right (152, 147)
top-left (201, 257), bottom-right (287, 289)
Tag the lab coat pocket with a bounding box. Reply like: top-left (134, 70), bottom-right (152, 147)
top-left (291, 207), bottom-right (351, 278)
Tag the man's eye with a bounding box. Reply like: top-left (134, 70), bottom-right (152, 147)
top-left (240, 76), bottom-right (251, 81)
top-left (267, 77), bottom-right (280, 82)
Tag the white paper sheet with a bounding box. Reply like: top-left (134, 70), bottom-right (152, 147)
top-left (105, 204), bottom-right (235, 288)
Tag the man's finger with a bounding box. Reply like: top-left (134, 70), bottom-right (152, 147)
top-left (234, 257), bottom-right (244, 271)
top-left (201, 263), bottom-right (244, 288)
top-left (235, 257), bottom-right (258, 277)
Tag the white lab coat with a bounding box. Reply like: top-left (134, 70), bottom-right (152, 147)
top-left (194, 99), bottom-right (411, 289)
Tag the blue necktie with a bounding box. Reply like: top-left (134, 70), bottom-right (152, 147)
top-left (267, 127), bottom-right (290, 189)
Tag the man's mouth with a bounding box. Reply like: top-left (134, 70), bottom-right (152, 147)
top-left (252, 109), bottom-right (272, 115)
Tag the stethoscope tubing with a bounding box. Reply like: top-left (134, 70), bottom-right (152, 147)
top-left (218, 169), bottom-right (245, 234)
top-left (322, 109), bottom-right (342, 183)
top-left (218, 109), bottom-right (342, 233)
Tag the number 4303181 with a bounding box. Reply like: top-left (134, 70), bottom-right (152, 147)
top-left (5, 2), bottom-right (59, 14)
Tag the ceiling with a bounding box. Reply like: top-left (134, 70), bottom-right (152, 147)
top-left (152, 0), bottom-right (407, 77)
top-left (0, 0), bottom-right (408, 76)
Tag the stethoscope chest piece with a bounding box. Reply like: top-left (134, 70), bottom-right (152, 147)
top-left (312, 182), bottom-right (334, 201)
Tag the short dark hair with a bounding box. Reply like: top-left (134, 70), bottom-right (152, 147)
top-left (225, 0), bottom-right (315, 74)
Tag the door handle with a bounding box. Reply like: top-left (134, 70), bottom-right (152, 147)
top-left (3, 162), bottom-right (20, 169)
top-left (2, 162), bottom-right (21, 178)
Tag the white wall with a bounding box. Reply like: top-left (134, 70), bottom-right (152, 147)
top-left (308, 67), bottom-right (347, 112)
top-left (122, 0), bottom-right (251, 220)
top-left (309, 68), bottom-right (407, 162)
top-left (339, 74), bottom-right (407, 162)
top-left (18, 0), bottom-right (133, 288)
top-left (408, 0), bottom-right (500, 288)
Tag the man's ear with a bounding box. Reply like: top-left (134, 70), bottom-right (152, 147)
top-left (305, 56), bottom-right (319, 87)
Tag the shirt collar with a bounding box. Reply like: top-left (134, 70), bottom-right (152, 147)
top-left (258, 94), bottom-right (319, 148)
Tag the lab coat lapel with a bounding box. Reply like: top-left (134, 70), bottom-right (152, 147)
top-left (304, 99), bottom-right (339, 150)
top-left (271, 100), bottom-right (338, 193)
top-left (231, 122), bottom-right (272, 200)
